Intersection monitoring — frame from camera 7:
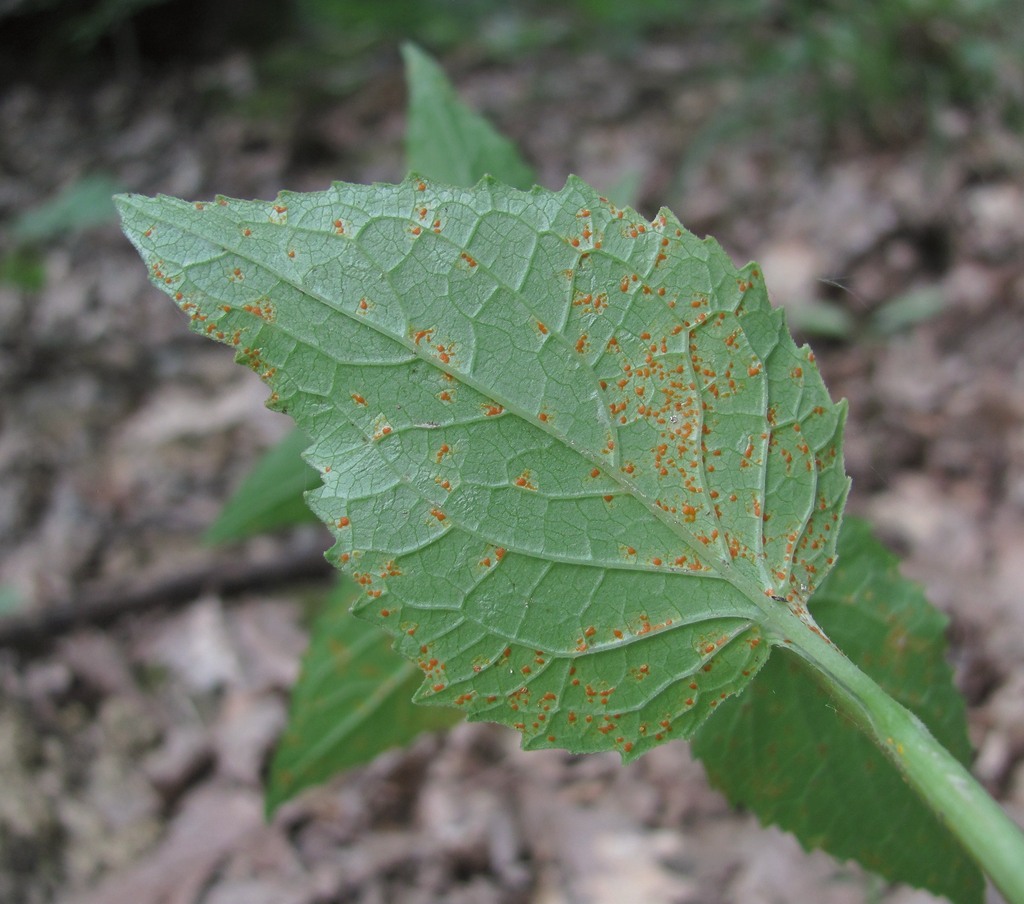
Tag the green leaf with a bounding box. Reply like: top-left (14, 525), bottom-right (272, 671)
top-left (0, 248), bottom-right (46, 290)
top-left (870, 287), bottom-right (945, 335)
top-left (13, 174), bottom-right (122, 244)
top-left (267, 580), bottom-right (460, 814)
top-left (692, 517), bottom-right (983, 903)
top-left (402, 43), bottom-right (535, 190)
top-left (205, 427), bottom-right (319, 543)
top-left (0, 584), bottom-right (24, 617)
top-left (115, 174), bottom-right (849, 764)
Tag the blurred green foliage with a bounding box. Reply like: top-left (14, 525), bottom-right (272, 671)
top-left (1, 174), bottom-right (122, 290)
top-left (295, 0), bottom-right (1022, 141)
top-left (719, 0), bottom-right (1024, 143)
top-left (11, 175), bottom-right (122, 244)
top-left (7, 0), bottom-right (1020, 149)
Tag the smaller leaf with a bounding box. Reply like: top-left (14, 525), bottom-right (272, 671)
top-left (205, 427), bottom-right (319, 544)
top-left (0, 584), bottom-right (24, 617)
top-left (13, 174), bottom-right (122, 244)
top-left (267, 581), bottom-right (461, 814)
top-left (0, 249), bottom-right (45, 290)
top-left (870, 288), bottom-right (945, 335)
top-left (692, 517), bottom-right (982, 904)
top-left (402, 42), bottom-right (535, 190)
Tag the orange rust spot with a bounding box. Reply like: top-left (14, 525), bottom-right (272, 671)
top-left (495, 548), bottom-right (506, 560)
top-left (337, 517), bottom-right (350, 528)
top-left (460, 252), bottom-right (478, 268)
top-left (351, 393), bottom-right (367, 406)
top-left (430, 508), bottom-right (446, 522)
top-left (417, 181), bottom-right (427, 191)
top-left (537, 321), bottom-right (548, 335)
top-left (484, 404), bottom-right (504, 417)
top-left (515, 470), bottom-right (537, 491)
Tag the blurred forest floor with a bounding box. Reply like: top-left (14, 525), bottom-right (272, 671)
top-left (1, 4), bottom-right (1023, 902)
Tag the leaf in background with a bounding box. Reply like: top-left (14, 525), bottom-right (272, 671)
top-left (205, 427), bottom-right (320, 543)
top-left (116, 175), bottom-right (848, 764)
top-left (13, 174), bottom-right (122, 244)
top-left (0, 584), bottom-right (24, 617)
top-left (267, 579), bottom-right (460, 814)
top-left (783, 297), bottom-right (855, 340)
top-left (0, 249), bottom-right (46, 291)
top-left (870, 287), bottom-right (945, 335)
top-left (403, 43), bottom-right (535, 190)
top-left (692, 516), bottom-right (982, 903)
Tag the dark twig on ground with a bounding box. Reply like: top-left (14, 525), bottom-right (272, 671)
top-left (0, 544), bottom-right (333, 652)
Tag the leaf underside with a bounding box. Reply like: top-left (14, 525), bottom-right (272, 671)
top-left (116, 175), bottom-right (849, 762)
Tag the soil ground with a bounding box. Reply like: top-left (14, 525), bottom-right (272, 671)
top-left (1, 33), bottom-right (1023, 904)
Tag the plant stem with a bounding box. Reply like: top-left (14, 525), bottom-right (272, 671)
top-left (782, 615), bottom-right (1024, 904)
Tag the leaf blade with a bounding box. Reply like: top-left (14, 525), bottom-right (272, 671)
top-left (115, 175), bottom-right (847, 761)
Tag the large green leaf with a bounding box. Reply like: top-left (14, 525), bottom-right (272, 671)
top-left (693, 517), bottom-right (982, 903)
top-left (267, 580), bottom-right (461, 813)
top-left (116, 175), bottom-right (848, 762)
